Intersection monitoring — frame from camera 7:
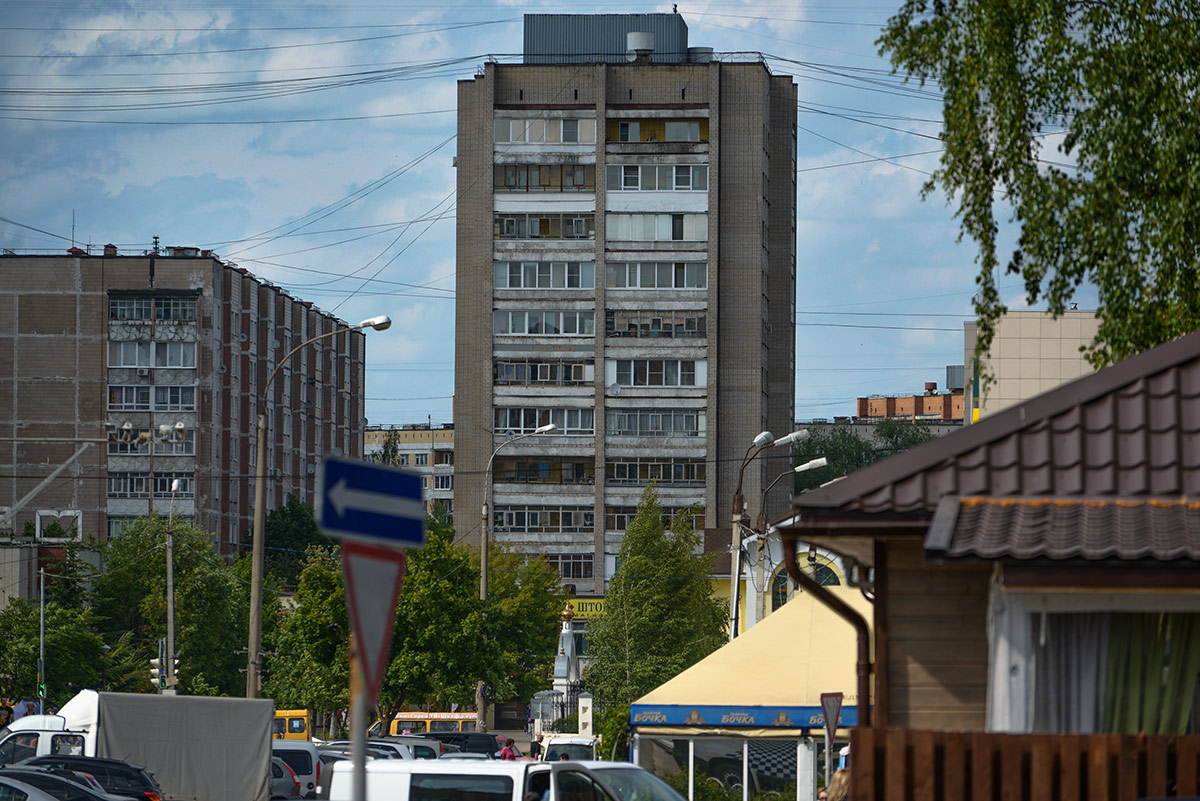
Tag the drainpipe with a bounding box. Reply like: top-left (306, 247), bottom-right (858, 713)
top-left (781, 537), bottom-right (872, 727)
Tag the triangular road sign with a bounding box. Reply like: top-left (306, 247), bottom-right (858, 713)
top-left (342, 541), bottom-right (407, 703)
top-left (820, 692), bottom-right (844, 745)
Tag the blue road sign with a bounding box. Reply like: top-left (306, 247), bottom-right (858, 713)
top-left (316, 456), bottom-right (426, 549)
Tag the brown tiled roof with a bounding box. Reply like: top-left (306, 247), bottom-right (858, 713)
top-left (781, 330), bottom-right (1200, 553)
top-left (927, 496), bottom-right (1200, 561)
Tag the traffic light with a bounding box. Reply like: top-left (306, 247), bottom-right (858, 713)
top-left (150, 658), bottom-right (164, 688)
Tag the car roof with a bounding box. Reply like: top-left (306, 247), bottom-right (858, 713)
top-left (0, 776), bottom-right (60, 801)
top-left (336, 759), bottom-right (538, 776)
top-left (29, 756), bottom-right (146, 771)
top-left (544, 737), bottom-right (596, 744)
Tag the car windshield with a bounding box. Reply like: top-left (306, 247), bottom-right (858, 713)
top-left (545, 744), bottom-right (593, 761)
top-left (593, 768), bottom-right (686, 801)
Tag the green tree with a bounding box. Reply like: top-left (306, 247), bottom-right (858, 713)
top-left (261, 495), bottom-right (328, 589)
top-left (879, 0), bottom-right (1200, 374)
top-left (793, 420), bottom-right (935, 492)
top-left (585, 486), bottom-right (725, 707)
top-left (0, 599), bottom-right (103, 705)
top-left (265, 546), bottom-right (349, 714)
top-left (484, 539), bottom-right (563, 705)
top-left (91, 515), bottom-right (260, 696)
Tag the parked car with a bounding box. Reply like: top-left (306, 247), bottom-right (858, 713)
top-left (0, 767), bottom-right (135, 801)
top-left (0, 775), bottom-right (61, 801)
top-left (270, 757), bottom-right (301, 800)
top-left (421, 732), bottom-right (506, 758)
top-left (20, 757), bottom-right (161, 801)
top-left (375, 736), bottom-right (444, 760)
top-left (319, 741), bottom-right (412, 760)
top-left (314, 754), bottom-right (350, 800)
top-left (578, 762), bottom-right (687, 801)
top-left (436, 752), bottom-right (489, 760)
top-left (272, 740), bottom-right (321, 798)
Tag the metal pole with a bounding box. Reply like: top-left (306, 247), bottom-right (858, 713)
top-left (39, 569), bottom-right (45, 706)
top-left (246, 411), bottom-right (269, 698)
top-left (350, 642), bottom-right (366, 801)
top-left (165, 484), bottom-right (177, 694)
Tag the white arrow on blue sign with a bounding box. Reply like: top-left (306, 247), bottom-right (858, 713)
top-left (316, 456), bottom-right (426, 549)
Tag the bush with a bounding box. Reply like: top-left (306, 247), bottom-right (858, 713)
top-left (549, 713), bottom-right (578, 733)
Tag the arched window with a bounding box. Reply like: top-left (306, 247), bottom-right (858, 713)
top-left (771, 558), bottom-right (843, 611)
top-left (771, 571), bottom-right (790, 611)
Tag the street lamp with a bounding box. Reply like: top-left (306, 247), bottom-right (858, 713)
top-left (475, 421), bottom-right (556, 731)
top-left (245, 315), bottom-right (391, 699)
top-left (728, 429), bottom-right (808, 640)
top-left (750, 457), bottom-right (826, 621)
top-left (165, 478), bottom-right (181, 694)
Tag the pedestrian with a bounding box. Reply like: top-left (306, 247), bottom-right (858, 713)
top-left (826, 769), bottom-right (850, 801)
top-left (500, 738), bottom-right (516, 760)
top-left (529, 733), bottom-right (544, 760)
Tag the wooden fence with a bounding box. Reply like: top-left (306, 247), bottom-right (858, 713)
top-left (849, 728), bottom-right (1200, 801)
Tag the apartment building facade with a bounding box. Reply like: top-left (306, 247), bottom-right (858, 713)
top-left (364, 422), bottom-right (455, 512)
top-left (0, 248), bottom-right (366, 562)
top-left (454, 14), bottom-right (798, 595)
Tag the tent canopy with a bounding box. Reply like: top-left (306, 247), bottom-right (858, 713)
top-left (630, 592), bottom-right (862, 731)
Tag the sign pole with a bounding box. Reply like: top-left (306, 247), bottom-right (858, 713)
top-left (350, 640), bottom-right (366, 801)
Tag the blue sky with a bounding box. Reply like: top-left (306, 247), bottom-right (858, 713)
top-left (0, 1), bottom-right (1066, 426)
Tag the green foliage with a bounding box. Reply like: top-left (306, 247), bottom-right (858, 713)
top-left (585, 486), bottom-right (725, 707)
top-left (483, 541), bottom-right (563, 704)
top-left (879, 0), bottom-right (1200, 379)
top-left (91, 515), bottom-right (260, 696)
top-left (596, 705), bottom-right (629, 761)
top-left (261, 495), bottom-right (329, 589)
top-left (42, 535), bottom-right (94, 610)
top-left (0, 599), bottom-right (104, 704)
top-left (549, 713), bottom-right (579, 733)
top-left (793, 421), bottom-right (935, 492)
top-left (265, 546), bottom-right (349, 712)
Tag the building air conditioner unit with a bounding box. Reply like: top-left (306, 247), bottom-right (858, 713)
top-left (136, 368), bottom-right (150, 377)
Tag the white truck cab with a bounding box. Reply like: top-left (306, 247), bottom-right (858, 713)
top-left (0, 714), bottom-right (87, 764)
top-left (329, 757), bottom-right (620, 801)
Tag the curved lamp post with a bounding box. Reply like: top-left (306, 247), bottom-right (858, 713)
top-left (475, 421), bottom-right (557, 731)
top-left (246, 315), bottom-right (391, 698)
top-left (728, 429), bottom-right (808, 640)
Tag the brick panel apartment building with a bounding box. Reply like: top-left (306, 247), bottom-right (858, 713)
top-left (454, 14), bottom-right (798, 595)
top-left (0, 247), bottom-right (366, 598)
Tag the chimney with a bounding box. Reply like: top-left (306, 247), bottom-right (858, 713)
top-left (103, 243), bottom-right (118, 257)
top-left (627, 32), bottom-right (654, 64)
top-left (925, 382), bottom-right (938, 395)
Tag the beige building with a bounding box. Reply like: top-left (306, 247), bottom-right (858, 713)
top-left (0, 247), bottom-right (366, 580)
top-left (454, 14), bottom-right (798, 594)
top-left (964, 310), bottom-right (1100, 422)
top-left (364, 423), bottom-right (454, 512)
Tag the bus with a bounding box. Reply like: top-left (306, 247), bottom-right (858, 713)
top-left (388, 712), bottom-right (478, 735)
top-left (273, 709), bottom-right (310, 740)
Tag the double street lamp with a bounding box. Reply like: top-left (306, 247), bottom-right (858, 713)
top-left (245, 315), bottom-right (391, 699)
top-left (475, 422), bottom-right (557, 731)
top-left (728, 429), bottom-right (808, 641)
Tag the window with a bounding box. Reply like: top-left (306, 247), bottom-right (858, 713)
top-left (414, 453), bottom-right (428, 466)
top-left (494, 117), bottom-right (595, 144)
top-left (107, 517), bottom-right (138, 538)
top-left (154, 385), bottom-right (196, 411)
top-left (108, 473), bottom-right (151, 498)
top-left (494, 407), bottom-right (594, 435)
top-left (545, 553), bottom-right (594, 580)
top-left (494, 214), bottom-right (595, 240)
top-left (109, 297), bottom-right (152, 320)
top-left (605, 309), bottom-right (706, 339)
top-left (605, 408), bottom-right (706, 437)
top-left (493, 310), bottom-right (595, 337)
top-left (154, 430), bottom-right (194, 456)
top-left (433, 475), bottom-right (452, 490)
top-left (613, 360), bottom-right (699, 387)
top-left (492, 505), bottom-right (593, 534)
top-left (617, 121), bottom-right (640, 142)
top-left (108, 435), bottom-right (149, 455)
top-left (494, 457), bottom-right (595, 485)
top-left (153, 473), bottom-right (193, 497)
top-left (606, 164), bottom-right (708, 191)
top-left (108, 385), bottom-right (151, 411)
top-left (664, 121), bottom-right (701, 141)
top-left (50, 735), bottom-right (84, 756)
top-left (605, 261), bottom-right (706, 289)
top-left (606, 506), bottom-right (706, 531)
top-left (153, 342), bottom-right (196, 368)
top-left (494, 165), bottom-right (595, 192)
top-left (604, 214), bottom-right (707, 242)
top-left (108, 341), bottom-right (150, 367)
top-left (494, 360), bottom-right (594, 387)
top-left (606, 458), bottom-right (706, 486)
top-left (410, 773), bottom-right (513, 801)
top-left (155, 296), bottom-right (196, 321)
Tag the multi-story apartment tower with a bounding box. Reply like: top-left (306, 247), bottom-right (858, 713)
top-left (454, 14), bottom-right (797, 595)
top-left (0, 247), bottom-right (366, 563)
top-left (364, 422), bottom-right (455, 512)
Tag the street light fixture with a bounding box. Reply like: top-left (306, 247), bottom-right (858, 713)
top-left (729, 429), bottom-right (808, 640)
top-left (475, 421), bottom-right (557, 731)
top-left (245, 314), bottom-right (391, 699)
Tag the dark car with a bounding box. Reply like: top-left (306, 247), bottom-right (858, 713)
top-left (21, 758), bottom-right (161, 801)
top-left (0, 767), bottom-right (136, 801)
top-left (421, 732), bottom-right (507, 758)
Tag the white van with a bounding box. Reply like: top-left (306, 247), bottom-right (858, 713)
top-left (272, 740), bottom-right (321, 799)
top-left (329, 757), bottom-right (621, 801)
